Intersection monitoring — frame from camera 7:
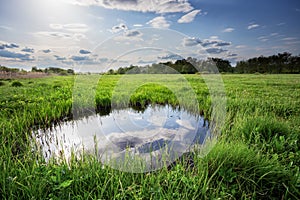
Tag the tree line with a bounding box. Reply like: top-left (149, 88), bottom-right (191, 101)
top-left (1, 52), bottom-right (300, 75)
top-left (235, 52), bottom-right (300, 73)
top-left (107, 52), bottom-right (300, 74)
top-left (31, 67), bottom-right (75, 75)
top-left (0, 66), bottom-right (74, 75)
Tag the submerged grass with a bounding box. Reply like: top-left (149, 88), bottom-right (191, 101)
top-left (0, 74), bottom-right (300, 199)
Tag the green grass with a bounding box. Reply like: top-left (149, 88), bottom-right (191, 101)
top-left (1, 74), bottom-right (300, 199)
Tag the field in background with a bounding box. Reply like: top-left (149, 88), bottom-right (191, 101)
top-left (0, 74), bottom-right (299, 199)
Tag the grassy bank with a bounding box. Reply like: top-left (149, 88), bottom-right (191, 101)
top-left (0, 74), bottom-right (299, 199)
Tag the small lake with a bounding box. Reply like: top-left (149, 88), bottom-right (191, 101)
top-left (33, 104), bottom-right (210, 172)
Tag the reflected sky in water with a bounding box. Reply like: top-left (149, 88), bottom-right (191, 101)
top-left (33, 104), bottom-right (210, 171)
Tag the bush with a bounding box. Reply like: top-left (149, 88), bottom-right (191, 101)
top-left (11, 81), bottom-right (23, 87)
top-left (0, 81), bottom-right (4, 86)
top-left (59, 71), bottom-right (68, 76)
top-left (53, 84), bottom-right (62, 89)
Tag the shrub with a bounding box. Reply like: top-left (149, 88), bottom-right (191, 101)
top-left (59, 71), bottom-right (68, 76)
top-left (0, 81), bottom-right (5, 86)
top-left (11, 81), bottom-right (23, 87)
top-left (53, 84), bottom-right (62, 89)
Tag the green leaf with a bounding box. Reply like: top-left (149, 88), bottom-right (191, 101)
top-left (50, 176), bottom-right (57, 183)
top-left (59, 180), bottom-right (73, 188)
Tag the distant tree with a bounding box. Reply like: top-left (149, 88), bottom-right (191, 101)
top-left (59, 71), bottom-right (68, 76)
top-left (235, 52), bottom-right (299, 74)
top-left (31, 66), bottom-right (43, 72)
top-left (67, 69), bottom-right (75, 74)
top-left (211, 58), bottom-right (233, 73)
top-left (31, 66), bottom-right (38, 72)
top-left (111, 53), bottom-right (300, 75)
top-left (117, 67), bottom-right (126, 74)
top-left (0, 66), bottom-right (19, 73)
top-left (130, 66), bottom-right (141, 74)
top-left (107, 69), bottom-right (115, 75)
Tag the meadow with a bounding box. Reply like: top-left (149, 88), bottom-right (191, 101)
top-left (0, 74), bottom-right (299, 199)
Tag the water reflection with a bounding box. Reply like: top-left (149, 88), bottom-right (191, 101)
top-left (33, 104), bottom-right (210, 171)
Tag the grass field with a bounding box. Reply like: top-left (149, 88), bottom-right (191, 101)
top-left (0, 74), bottom-right (300, 199)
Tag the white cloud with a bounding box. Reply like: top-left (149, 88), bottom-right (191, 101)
top-left (49, 24), bottom-right (63, 30)
top-left (0, 49), bottom-right (34, 61)
top-left (133, 24), bottom-right (143, 27)
top-left (70, 55), bottom-right (90, 61)
top-left (0, 25), bottom-right (12, 31)
top-left (124, 30), bottom-right (142, 37)
top-left (79, 49), bottom-right (91, 54)
top-left (54, 55), bottom-right (67, 61)
top-left (35, 31), bottom-right (72, 38)
top-left (21, 47), bottom-right (34, 53)
top-left (73, 33), bottom-right (87, 41)
top-left (158, 54), bottom-right (183, 60)
top-left (227, 53), bottom-right (238, 57)
top-left (222, 28), bottom-right (234, 33)
top-left (0, 42), bottom-right (19, 49)
top-left (209, 36), bottom-right (219, 40)
top-left (260, 39), bottom-right (268, 42)
top-left (270, 33), bottom-right (278, 36)
top-left (277, 22), bottom-right (285, 26)
top-left (114, 30), bottom-right (143, 41)
top-left (202, 39), bottom-right (231, 47)
top-left (284, 40), bottom-right (300, 45)
top-left (247, 24), bottom-right (260, 30)
top-left (42, 49), bottom-right (51, 53)
top-left (182, 37), bottom-right (202, 46)
top-left (182, 37), bottom-right (231, 48)
top-left (281, 37), bottom-right (297, 41)
top-left (65, 0), bottom-right (193, 13)
top-left (34, 31), bottom-right (87, 41)
top-left (177, 9), bottom-right (201, 23)
top-left (258, 36), bottom-right (268, 42)
top-left (110, 23), bottom-right (128, 33)
top-left (147, 16), bottom-right (170, 28)
top-left (205, 47), bottom-right (227, 54)
top-left (49, 23), bottom-right (89, 33)
top-left (235, 45), bottom-right (247, 49)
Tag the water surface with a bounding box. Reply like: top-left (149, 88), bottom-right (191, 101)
top-left (33, 104), bottom-right (210, 171)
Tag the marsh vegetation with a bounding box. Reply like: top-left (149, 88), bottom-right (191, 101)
top-left (0, 74), bottom-right (299, 199)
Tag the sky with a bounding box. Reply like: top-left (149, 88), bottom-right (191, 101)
top-left (0, 0), bottom-right (300, 72)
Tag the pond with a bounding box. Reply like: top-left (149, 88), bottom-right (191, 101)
top-left (33, 104), bottom-right (211, 172)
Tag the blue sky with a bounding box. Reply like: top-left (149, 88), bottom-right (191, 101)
top-left (0, 0), bottom-right (299, 71)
